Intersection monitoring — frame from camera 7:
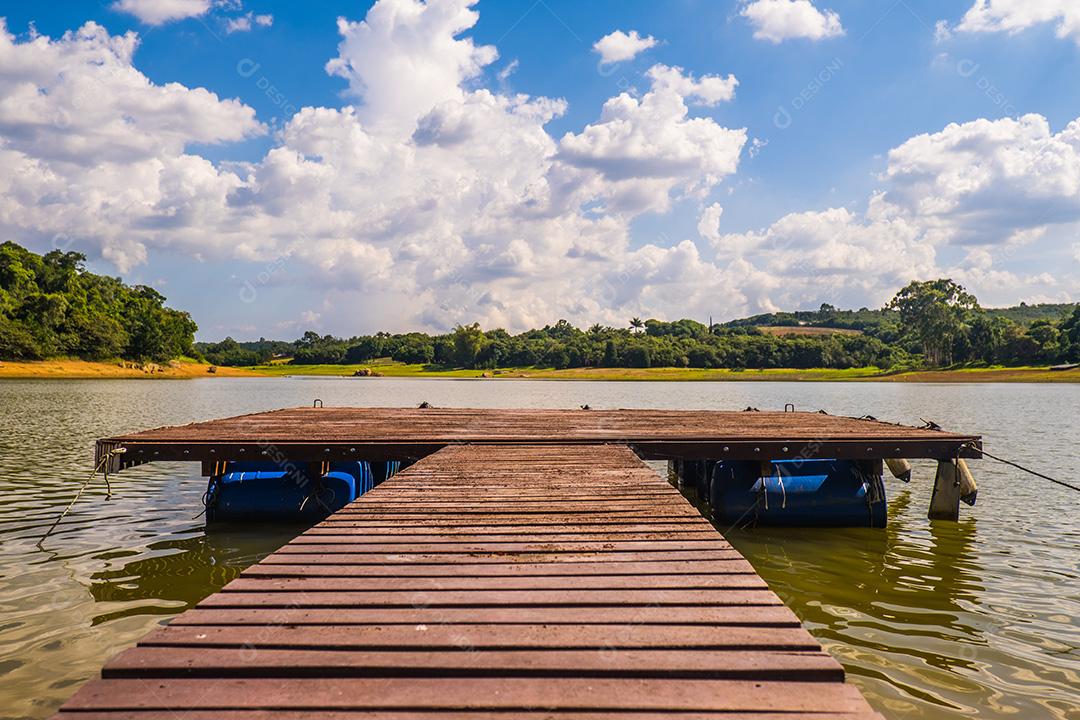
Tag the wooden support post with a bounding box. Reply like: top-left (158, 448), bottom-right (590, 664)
top-left (679, 461), bottom-right (701, 502)
top-left (929, 460), bottom-right (961, 521)
top-left (670, 460), bottom-right (713, 504)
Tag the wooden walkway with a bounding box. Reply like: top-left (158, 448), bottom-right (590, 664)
top-left (57, 443), bottom-right (882, 718)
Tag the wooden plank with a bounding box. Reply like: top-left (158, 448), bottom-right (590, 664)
top-left (259, 551), bottom-right (744, 564)
top-left (102, 647), bottom-right (845, 682)
top-left (61, 677), bottom-right (877, 713)
top-left (269, 540), bottom-right (732, 553)
top-left (168, 606), bottom-right (805, 626)
top-left (295, 531), bottom-right (722, 541)
top-left (57, 711), bottom-right (883, 720)
top-left (137, 624), bottom-right (824, 650)
top-left (57, 712), bottom-right (883, 720)
top-left (195, 589), bottom-right (782, 608)
top-left (222, 574), bottom-right (769, 591)
top-left (240, 558), bottom-right (759, 577)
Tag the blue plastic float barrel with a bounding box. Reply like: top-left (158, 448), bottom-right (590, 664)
top-left (370, 460), bottom-right (401, 486)
top-left (205, 460), bottom-right (388, 523)
top-left (710, 459), bottom-right (887, 528)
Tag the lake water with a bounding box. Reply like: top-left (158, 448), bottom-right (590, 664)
top-left (0, 377), bottom-right (1076, 719)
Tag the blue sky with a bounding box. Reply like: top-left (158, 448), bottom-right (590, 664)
top-left (2, 0), bottom-right (1079, 339)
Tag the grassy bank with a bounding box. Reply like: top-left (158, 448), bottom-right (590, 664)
top-left (0, 359), bottom-right (258, 379)
top-left (3, 358), bottom-right (1078, 382)
top-left (240, 360), bottom-right (1080, 382)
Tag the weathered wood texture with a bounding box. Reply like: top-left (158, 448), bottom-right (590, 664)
top-left (56, 443), bottom-right (882, 719)
top-left (97, 406), bottom-right (981, 472)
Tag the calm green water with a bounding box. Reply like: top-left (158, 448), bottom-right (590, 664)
top-left (0, 378), bottom-right (1076, 719)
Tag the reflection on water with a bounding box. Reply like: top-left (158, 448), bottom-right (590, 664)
top-left (86, 526), bottom-right (302, 626)
top-left (0, 378), bottom-right (1077, 719)
top-left (728, 483), bottom-right (1078, 719)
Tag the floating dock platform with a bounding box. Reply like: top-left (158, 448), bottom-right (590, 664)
top-left (56, 407), bottom-right (982, 718)
top-left (95, 406), bottom-right (981, 471)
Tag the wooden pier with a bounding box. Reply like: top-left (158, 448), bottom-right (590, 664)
top-left (57, 407), bottom-right (982, 718)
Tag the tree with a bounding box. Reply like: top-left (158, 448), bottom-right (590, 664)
top-left (451, 323), bottom-right (487, 368)
top-left (1058, 307), bottom-right (1080, 362)
top-left (887, 279), bottom-right (980, 366)
top-left (629, 317), bottom-right (644, 333)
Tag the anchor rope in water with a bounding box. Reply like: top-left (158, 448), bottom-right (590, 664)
top-left (722, 490), bottom-right (765, 535)
top-left (38, 448), bottom-right (126, 546)
top-left (964, 442), bottom-right (1080, 494)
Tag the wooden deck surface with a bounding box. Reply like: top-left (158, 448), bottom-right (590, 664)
top-left (97, 406), bottom-right (981, 471)
top-left (57, 443), bottom-right (882, 719)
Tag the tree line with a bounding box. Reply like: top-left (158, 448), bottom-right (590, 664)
top-left (2, 240), bottom-right (1076, 371)
top-left (199, 280), bottom-right (1080, 371)
top-left (0, 242), bottom-right (197, 362)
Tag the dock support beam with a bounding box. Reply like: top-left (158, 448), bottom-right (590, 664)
top-left (929, 460), bottom-right (962, 521)
top-left (668, 459), bottom-right (712, 505)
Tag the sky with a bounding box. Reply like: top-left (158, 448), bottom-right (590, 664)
top-left (2, 0), bottom-right (1080, 340)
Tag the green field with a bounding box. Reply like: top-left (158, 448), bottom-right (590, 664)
top-left (239, 360), bottom-right (1080, 383)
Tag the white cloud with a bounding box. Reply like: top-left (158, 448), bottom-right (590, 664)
top-left (112, 0), bottom-right (212, 25)
top-left (593, 29), bottom-right (658, 65)
top-left (0, 20), bottom-right (263, 164)
top-left (325, 0), bottom-right (498, 134)
top-left (714, 113), bottom-right (1080, 308)
top-left (0, 19), bottom-right (263, 270)
top-left (934, 20), bottom-right (954, 43)
top-left (955, 0), bottom-right (1080, 45)
top-left (882, 114), bottom-right (1080, 244)
top-left (697, 203), bottom-right (724, 245)
top-left (645, 64), bottom-right (738, 106)
top-left (740, 0), bottom-right (845, 43)
top-left (226, 12), bottom-right (273, 33)
top-left (558, 64), bottom-right (745, 214)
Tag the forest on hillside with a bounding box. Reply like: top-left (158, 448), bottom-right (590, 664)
top-left (198, 281), bottom-right (1080, 372)
top-left (0, 242), bottom-right (197, 362)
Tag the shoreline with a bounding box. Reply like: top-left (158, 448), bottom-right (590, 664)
top-left (3, 359), bottom-right (1079, 382)
top-left (0, 359), bottom-right (257, 379)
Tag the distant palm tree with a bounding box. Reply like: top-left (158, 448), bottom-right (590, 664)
top-left (588, 323), bottom-right (605, 335)
top-left (630, 317), bottom-right (644, 333)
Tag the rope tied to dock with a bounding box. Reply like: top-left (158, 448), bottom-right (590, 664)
top-left (38, 447), bottom-right (126, 547)
top-left (964, 442), bottom-right (1080, 494)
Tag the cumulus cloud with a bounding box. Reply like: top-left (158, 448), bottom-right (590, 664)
top-left (112, 0), bottom-right (212, 25)
top-left (955, 0), bottom-right (1080, 45)
top-left (715, 114), bottom-right (1080, 308)
top-left (645, 64), bottom-right (739, 106)
top-left (697, 203), bottom-right (724, 245)
top-left (0, 19), bottom-right (264, 270)
top-left (558, 65), bottom-right (745, 214)
top-left (593, 29), bottom-right (658, 64)
top-left (325, 0), bottom-right (498, 134)
top-left (740, 0), bottom-right (845, 43)
top-left (882, 114), bottom-right (1080, 244)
